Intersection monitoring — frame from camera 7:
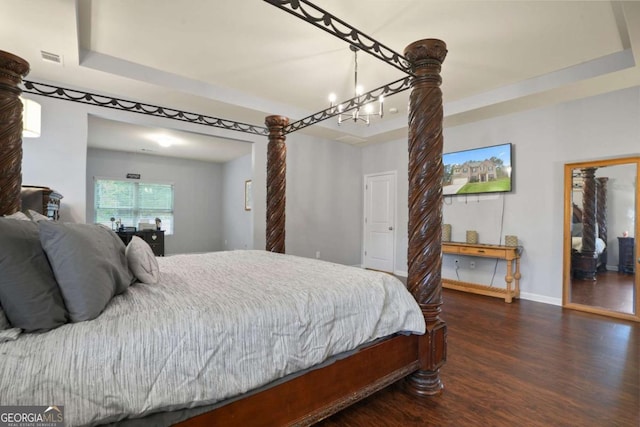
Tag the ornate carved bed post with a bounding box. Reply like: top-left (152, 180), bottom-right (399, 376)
top-left (581, 168), bottom-right (598, 255)
top-left (0, 51), bottom-right (30, 216)
top-left (265, 115), bottom-right (289, 253)
top-left (576, 167), bottom-right (598, 280)
top-left (596, 177), bottom-right (608, 270)
top-left (403, 39), bottom-right (447, 396)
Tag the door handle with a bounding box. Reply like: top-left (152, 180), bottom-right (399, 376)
top-left (388, 226), bottom-right (393, 231)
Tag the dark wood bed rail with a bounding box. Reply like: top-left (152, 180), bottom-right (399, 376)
top-left (0, 50), bottom-right (30, 217)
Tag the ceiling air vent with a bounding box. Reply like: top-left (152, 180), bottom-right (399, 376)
top-left (40, 50), bottom-right (63, 65)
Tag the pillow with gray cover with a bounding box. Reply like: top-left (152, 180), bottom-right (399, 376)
top-left (28, 209), bottom-right (51, 222)
top-left (3, 211), bottom-right (30, 220)
top-left (0, 218), bottom-right (68, 331)
top-left (126, 236), bottom-right (160, 284)
top-left (39, 222), bottom-right (135, 322)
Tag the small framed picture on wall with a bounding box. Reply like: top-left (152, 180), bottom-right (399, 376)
top-left (244, 180), bottom-right (252, 211)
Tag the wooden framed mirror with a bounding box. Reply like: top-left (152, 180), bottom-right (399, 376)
top-left (563, 157), bottom-right (639, 322)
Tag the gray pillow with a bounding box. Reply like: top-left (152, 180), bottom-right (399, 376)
top-left (126, 236), bottom-right (160, 284)
top-left (38, 222), bottom-right (135, 322)
top-left (0, 218), bottom-right (68, 331)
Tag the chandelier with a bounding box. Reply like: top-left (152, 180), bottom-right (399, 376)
top-left (328, 46), bottom-right (383, 126)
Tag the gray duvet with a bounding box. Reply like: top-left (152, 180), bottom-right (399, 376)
top-left (0, 250), bottom-right (425, 426)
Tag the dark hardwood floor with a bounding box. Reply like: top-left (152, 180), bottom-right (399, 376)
top-left (571, 270), bottom-right (635, 314)
top-left (317, 289), bottom-right (639, 427)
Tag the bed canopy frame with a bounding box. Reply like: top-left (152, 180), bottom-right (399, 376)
top-left (0, 1), bottom-right (447, 424)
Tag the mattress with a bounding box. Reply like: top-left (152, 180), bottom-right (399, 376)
top-left (0, 250), bottom-right (425, 426)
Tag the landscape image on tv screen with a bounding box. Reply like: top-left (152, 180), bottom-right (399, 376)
top-left (442, 143), bottom-right (512, 196)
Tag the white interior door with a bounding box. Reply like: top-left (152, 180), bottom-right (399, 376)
top-left (363, 172), bottom-right (396, 273)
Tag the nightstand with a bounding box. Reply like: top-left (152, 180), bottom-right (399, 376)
top-left (617, 237), bottom-right (635, 274)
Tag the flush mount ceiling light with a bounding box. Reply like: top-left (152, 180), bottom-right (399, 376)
top-left (328, 46), bottom-right (383, 126)
top-left (21, 97), bottom-right (41, 138)
top-left (150, 134), bottom-right (179, 148)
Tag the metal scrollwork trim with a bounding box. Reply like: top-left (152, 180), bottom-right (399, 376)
top-left (263, 0), bottom-right (413, 76)
top-left (22, 80), bottom-right (269, 136)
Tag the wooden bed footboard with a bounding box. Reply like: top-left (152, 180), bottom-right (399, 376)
top-left (176, 334), bottom-right (421, 427)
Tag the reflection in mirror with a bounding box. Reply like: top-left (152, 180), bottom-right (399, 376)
top-left (568, 162), bottom-right (636, 315)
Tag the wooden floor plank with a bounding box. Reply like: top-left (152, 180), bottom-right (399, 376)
top-left (570, 270), bottom-right (634, 314)
top-left (316, 289), bottom-right (639, 427)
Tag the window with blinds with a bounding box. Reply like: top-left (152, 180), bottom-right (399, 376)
top-left (94, 179), bottom-right (174, 234)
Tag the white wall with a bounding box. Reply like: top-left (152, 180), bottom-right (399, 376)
top-left (362, 86), bottom-right (640, 304)
top-left (252, 139), bottom-right (267, 251)
top-left (86, 148), bottom-right (224, 255)
top-left (21, 93), bottom-right (363, 265)
top-left (251, 132), bottom-right (363, 266)
top-left (601, 163), bottom-right (637, 267)
top-left (222, 153), bottom-right (253, 250)
top-left (361, 138), bottom-right (409, 274)
top-left (286, 133), bottom-right (363, 265)
top-left (22, 95), bottom-right (88, 223)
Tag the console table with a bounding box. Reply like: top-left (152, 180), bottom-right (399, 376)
top-left (442, 242), bottom-right (522, 303)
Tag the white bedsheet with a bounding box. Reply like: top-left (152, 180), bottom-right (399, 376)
top-left (0, 250), bottom-right (425, 426)
top-left (572, 237), bottom-right (606, 254)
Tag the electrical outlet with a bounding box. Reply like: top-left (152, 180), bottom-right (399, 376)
top-left (315, 251), bottom-right (321, 259)
top-left (470, 261), bottom-right (476, 269)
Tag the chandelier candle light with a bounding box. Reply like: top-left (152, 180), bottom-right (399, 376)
top-left (328, 46), bottom-right (383, 126)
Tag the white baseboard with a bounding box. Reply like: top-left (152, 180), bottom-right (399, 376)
top-left (356, 265), bottom-right (561, 306)
top-left (519, 292), bottom-right (562, 306)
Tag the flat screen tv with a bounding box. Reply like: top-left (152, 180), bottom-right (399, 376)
top-left (442, 143), bottom-right (513, 196)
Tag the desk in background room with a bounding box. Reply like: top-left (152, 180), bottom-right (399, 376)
top-left (116, 229), bottom-right (165, 256)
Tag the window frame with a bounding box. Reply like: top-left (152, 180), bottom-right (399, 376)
top-left (93, 176), bottom-right (175, 235)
